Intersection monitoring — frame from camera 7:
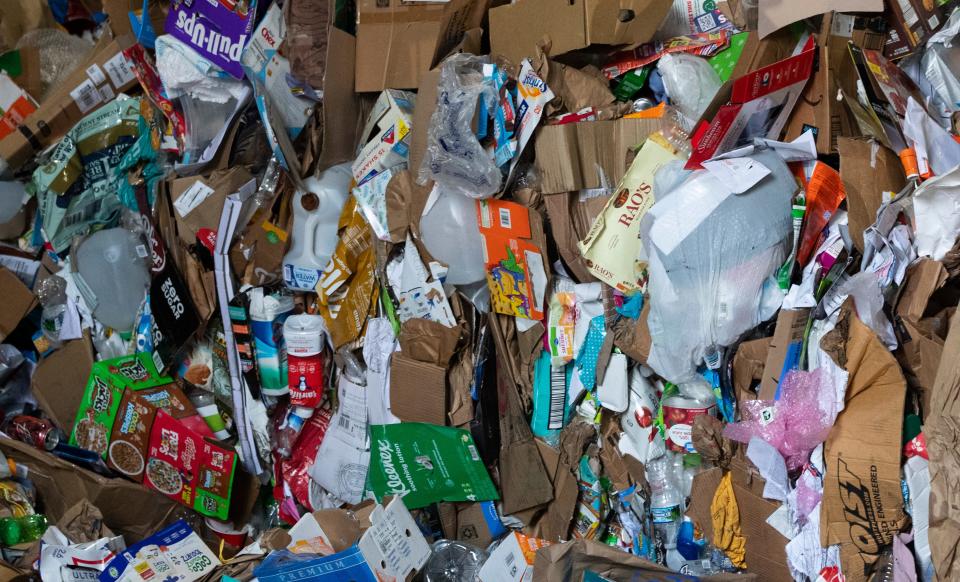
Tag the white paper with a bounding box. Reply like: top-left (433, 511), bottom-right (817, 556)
top-left (905, 456), bottom-right (932, 580)
top-left (702, 157), bottom-right (772, 194)
top-left (785, 502), bottom-right (842, 581)
top-left (765, 504), bottom-right (797, 540)
top-left (310, 375), bottom-right (370, 504)
top-left (214, 179), bottom-right (263, 476)
top-left (746, 437), bottom-right (790, 502)
top-left (913, 164), bottom-right (960, 260)
top-left (364, 318), bottom-right (400, 426)
top-left (173, 180), bottom-right (215, 218)
top-left (286, 513), bottom-right (336, 555)
top-left (394, 235), bottom-right (456, 327)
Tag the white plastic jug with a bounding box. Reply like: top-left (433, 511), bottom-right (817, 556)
top-left (75, 228), bottom-right (151, 332)
top-left (283, 163), bottom-right (353, 291)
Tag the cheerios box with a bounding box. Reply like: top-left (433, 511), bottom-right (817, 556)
top-left (70, 352), bottom-right (172, 459)
top-left (145, 409), bottom-right (237, 520)
top-left (107, 385), bottom-right (211, 482)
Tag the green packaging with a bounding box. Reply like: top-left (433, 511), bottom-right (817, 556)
top-left (613, 67), bottom-right (650, 102)
top-left (368, 423), bottom-right (499, 509)
top-left (70, 352), bottom-right (172, 459)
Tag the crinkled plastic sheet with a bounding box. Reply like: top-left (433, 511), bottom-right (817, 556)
top-left (418, 54), bottom-right (502, 199)
top-left (724, 368), bottom-right (839, 472)
top-left (642, 149), bottom-right (794, 382)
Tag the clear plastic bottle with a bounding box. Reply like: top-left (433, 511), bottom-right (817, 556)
top-left (36, 275), bottom-right (68, 347)
top-left (647, 454), bottom-right (682, 550)
top-left (274, 405), bottom-right (314, 458)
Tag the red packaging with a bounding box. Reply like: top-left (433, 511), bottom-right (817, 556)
top-left (279, 405), bottom-right (332, 510)
top-left (287, 353), bottom-right (323, 408)
top-left (145, 410), bottom-right (238, 519)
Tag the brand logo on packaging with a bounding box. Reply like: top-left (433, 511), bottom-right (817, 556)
top-left (836, 459), bottom-right (891, 576)
top-left (115, 359), bottom-right (150, 382)
top-left (92, 377), bottom-right (112, 413)
top-left (174, 11), bottom-right (248, 64)
top-left (378, 439), bottom-right (410, 496)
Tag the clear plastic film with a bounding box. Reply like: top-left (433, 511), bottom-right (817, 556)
top-left (419, 54), bottom-right (502, 199)
top-left (657, 53), bottom-right (722, 132)
top-left (642, 149), bottom-right (795, 383)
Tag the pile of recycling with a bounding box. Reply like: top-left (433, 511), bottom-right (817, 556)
top-left (5, 0), bottom-right (960, 579)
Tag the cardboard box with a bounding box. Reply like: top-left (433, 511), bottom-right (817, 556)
top-left (0, 72), bottom-right (36, 140)
top-left (0, 439), bottom-right (181, 542)
top-left (838, 137), bottom-right (905, 252)
top-left (69, 353), bottom-right (172, 459)
top-left (489, 0), bottom-right (671, 65)
top-left (884, 0), bottom-right (954, 59)
top-left (0, 35), bottom-right (138, 175)
top-left (0, 266), bottom-right (36, 341)
top-left (145, 409), bottom-right (238, 520)
top-left (477, 199), bottom-right (549, 321)
top-left (108, 384), bottom-right (208, 482)
top-left (351, 89), bottom-right (416, 185)
top-left (759, 309), bottom-right (809, 401)
top-left (479, 531), bottom-right (552, 582)
top-left (534, 118), bottom-right (660, 195)
top-left (354, 0), bottom-right (487, 92)
top-left (783, 14), bottom-right (864, 154)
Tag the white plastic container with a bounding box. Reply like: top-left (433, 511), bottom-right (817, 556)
top-left (75, 228), bottom-right (151, 332)
top-left (282, 163), bottom-right (353, 291)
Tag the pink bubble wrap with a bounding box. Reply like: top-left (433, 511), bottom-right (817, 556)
top-left (724, 368), bottom-right (839, 472)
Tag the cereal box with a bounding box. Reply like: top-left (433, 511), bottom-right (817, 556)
top-left (108, 385), bottom-right (210, 482)
top-left (145, 410), bottom-right (238, 520)
top-left (70, 352), bottom-right (172, 459)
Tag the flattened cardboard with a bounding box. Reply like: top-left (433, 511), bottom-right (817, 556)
top-left (31, 337), bottom-right (95, 431)
top-left (839, 137), bottom-right (905, 253)
top-left (390, 356), bottom-right (447, 425)
top-left (686, 462), bottom-right (790, 580)
top-left (490, 313), bottom-right (554, 514)
top-left (532, 538), bottom-right (754, 581)
top-left (820, 308), bottom-right (908, 582)
top-left (0, 35), bottom-right (138, 174)
top-left (758, 0), bottom-right (881, 39)
top-left (534, 118), bottom-right (660, 195)
top-left (732, 338), bottom-right (769, 404)
top-left (759, 308), bottom-right (809, 401)
top-left (927, 308), bottom-right (960, 580)
top-left (408, 68), bottom-right (441, 181)
top-left (489, 0), bottom-right (671, 65)
top-left (170, 167), bottom-right (253, 246)
top-left (543, 192), bottom-right (608, 283)
top-left (895, 259), bottom-right (951, 417)
top-left (0, 266), bottom-right (36, 341)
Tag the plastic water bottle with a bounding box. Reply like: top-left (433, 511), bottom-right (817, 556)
top-left (647, 454), bottom-right (682, 550)
top-left (282, 163), bottom-right (353, 291)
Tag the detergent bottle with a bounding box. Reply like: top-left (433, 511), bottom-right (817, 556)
top-left (282, 163), bottom-right (353, 291)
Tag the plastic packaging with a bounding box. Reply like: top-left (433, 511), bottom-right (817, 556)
top-left (723, 368), bottom-right (839, 472)
top-left (0, 514), bottom-right (47, 546)
top-left (74, 227), bottom-right (151, 333)
top-left (419, 185), bottom-right (487, 285)
top-left (188, 390), bottom-right (230, 441)
top-left (282, 163), bottom-right (353, 290)
top-left (642, 149), bottom-right (794, 383)
top-left (248, 289), bottom-right (295, 396)
top-left (283, 313), bottom-right (325, 409)
top-left (658, 53), bottom-right (722, 131)
top-left (419, 54), bottom-right (502, 199)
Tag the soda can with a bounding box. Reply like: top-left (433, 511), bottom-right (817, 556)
top-left (9, 416), bottom-right (61, 451)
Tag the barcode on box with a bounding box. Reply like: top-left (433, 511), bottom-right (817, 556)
top-left (505, 551), bottom-right (516, 566)
top-left (548, 365), bottom-right (565, 430)
top-left (70, 79), bottom-right (102, 114)
top-left (62, 197), bottom-right (102, 228)
top-left (498, 207), bottom-right (512, 229)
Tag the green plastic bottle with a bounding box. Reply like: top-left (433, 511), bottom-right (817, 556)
top-left (0, 514), bottom-right (48, 546)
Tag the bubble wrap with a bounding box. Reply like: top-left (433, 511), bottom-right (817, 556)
top-left (724, 368), bottom-right (839, 472)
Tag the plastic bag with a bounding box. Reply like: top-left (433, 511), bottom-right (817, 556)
top-left (658, 53), bottom-right (721, 131)
top-left (642, 149), bottom-right (795, 382)
top-left (419, 54), bottom-right (502, 199)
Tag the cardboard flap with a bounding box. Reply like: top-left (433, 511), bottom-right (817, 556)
top-left (318, 27), bottom-right (361, 169)
top-left (584, 0), bottom-right (670, 46)
top-left (0, 267), bottom-right (36, 340)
